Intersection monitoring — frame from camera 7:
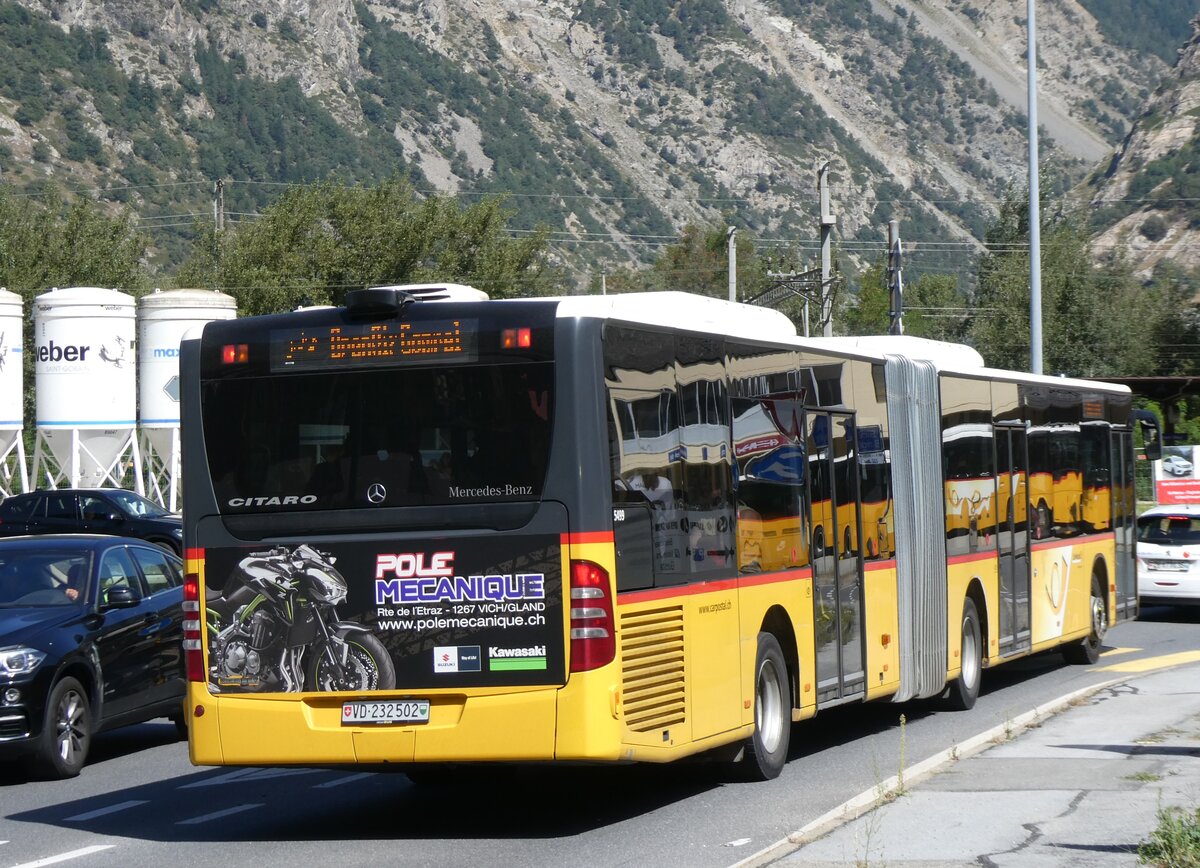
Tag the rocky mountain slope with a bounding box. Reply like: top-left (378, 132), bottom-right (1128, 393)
top-left (1086, 17), bottom-right (1200, 282)
top-left (0, 0), bottom-right (1189, 279)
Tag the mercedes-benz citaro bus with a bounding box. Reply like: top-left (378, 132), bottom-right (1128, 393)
top-left (179, 284), bottom-right (1161, 781)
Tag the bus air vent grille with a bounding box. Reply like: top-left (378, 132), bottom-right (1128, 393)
top-left (620, 606), bottom-right (686, 732)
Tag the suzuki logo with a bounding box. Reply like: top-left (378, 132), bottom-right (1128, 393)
top-left (366, 483), bottom-right (387, 504)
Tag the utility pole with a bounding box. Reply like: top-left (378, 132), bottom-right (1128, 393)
top-left (887, 219), bottom-right (904, 335)
top-left (212, 179), bottom-right (225, 232)
top-left (727, 226), bottom-right (737, 302)
top-left (818, 162), bottom-right (835, 337)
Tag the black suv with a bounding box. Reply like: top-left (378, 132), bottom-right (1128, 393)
top-left (0, 535), bottom-right (186, 777)
top-left (0, 490), bottom-right (182, 555)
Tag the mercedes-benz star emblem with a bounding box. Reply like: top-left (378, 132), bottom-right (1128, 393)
top-left (366, 482), bottom-right (387, 504)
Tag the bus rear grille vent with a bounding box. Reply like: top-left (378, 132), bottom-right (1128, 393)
top-left (620, 606), bottom-right (686, 733)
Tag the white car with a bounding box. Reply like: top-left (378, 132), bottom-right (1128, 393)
top-left (1137, 504), bottom-right (1200, 606)
top-left (1161, 454), bottom-right (1194, 476)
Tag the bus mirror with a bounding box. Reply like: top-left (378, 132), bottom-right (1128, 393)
top-left (1133, 409), bottom-right (1162, 461)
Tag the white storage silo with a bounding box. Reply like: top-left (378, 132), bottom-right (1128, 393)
top-left (31, 287), bottom-right (141, 491)
top-left (0, 289), bottom-right (28, 496)
top-left (138, 288), bottom-right (237, 510)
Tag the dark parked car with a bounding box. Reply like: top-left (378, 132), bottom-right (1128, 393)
top-left (0, 489), bottom-right (182, 554)
top-left (0, 535), bottom-right (186, 778)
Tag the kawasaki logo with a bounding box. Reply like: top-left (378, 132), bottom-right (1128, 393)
top-left (489, 646), bottom-right (546, 658)
top-left (488, 645), bottom-right (547, 671)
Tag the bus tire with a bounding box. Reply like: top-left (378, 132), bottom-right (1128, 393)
top-left (1063, 575), bottom-right (1106, 665)
top-left (812, 528), bottom-right (826, 560)
top-left (944, 598), bottom-right (982, 711)
top-left (740, 632), bottom-right (790, 781)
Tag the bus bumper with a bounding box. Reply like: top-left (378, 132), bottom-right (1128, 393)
top-left (187, 682), bottom-right (561, 766)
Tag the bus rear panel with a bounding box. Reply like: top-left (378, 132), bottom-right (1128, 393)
top-left (182, 294), bottom-right (622, 766)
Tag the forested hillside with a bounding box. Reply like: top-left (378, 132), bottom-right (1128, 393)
top-left (0, 0), bottom-right (1191, 281)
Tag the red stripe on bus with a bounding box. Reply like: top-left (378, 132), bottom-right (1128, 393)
top-left (185, 548), bottom-right (205, 560)
top-left (1031, 531), bottom-right (1113, 552)
top-left (619, 570), bottom-right (820, 603)
top-left (738, 569), bottom-right (813, 589)
top-left (864, 558), bottom-right (897, 572)
top-left (947, 551), bottom-right (995, 567)
top-left (619, 577), bottom-right (739, 604)
top-left (561, 531), bottom-right (614, 545)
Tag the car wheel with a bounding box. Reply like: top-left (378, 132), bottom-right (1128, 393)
top-left (31, 676), bottom-right (91, 779)
top-left (171, 708), bottom-right (188, 740)
top-left (150, 538), bottom-right (181, 556)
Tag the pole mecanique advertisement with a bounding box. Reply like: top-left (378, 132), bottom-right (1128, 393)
top-left (203, 536), bottom-right (564, 693)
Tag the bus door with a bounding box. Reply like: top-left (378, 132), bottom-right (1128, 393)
top-left (1110, 428), bottom-right (1137, 618)
top-left (995, 425), bottom-right (1032, 654)
top-left (808, 411), bottom-right (865, 704)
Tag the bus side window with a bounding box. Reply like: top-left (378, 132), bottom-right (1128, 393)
top-left (732, 394), bottom-right (808, 575)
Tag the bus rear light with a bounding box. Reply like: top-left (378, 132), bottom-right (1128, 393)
top-left (184, 569), bottom-right (205, 682)
top-left (569, 560), bottom-right (615, 673)
top-left (501, 327), bottom-right (532, 349)
top-left (222, 343), bottom-right (249, 364)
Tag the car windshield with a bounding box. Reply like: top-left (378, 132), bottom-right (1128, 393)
top-left (1137, 514), bottom-right (1200, 545)
top-left (0, 550), bottom-right (91, 607)
top-left (106, 490), bottom-right (172, 518)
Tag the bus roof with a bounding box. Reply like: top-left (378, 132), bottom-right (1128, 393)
top-left (552, 292), bottom-right (798, 342)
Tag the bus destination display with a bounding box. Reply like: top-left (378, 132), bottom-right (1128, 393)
top-left (271, 319), bottom-right (477, 370)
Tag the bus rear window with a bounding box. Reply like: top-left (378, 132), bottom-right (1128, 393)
top-left (202, 362), bottom-right (553, 512)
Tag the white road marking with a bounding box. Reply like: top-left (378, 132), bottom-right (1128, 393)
top-left (314, 772), bottom-right (375, 789)
top-left (176, 803), bottom-right (263, 825)
top-left (64, 799), bottom-right (149, 822)
top-left (9, 845), bottom-right (115, 867)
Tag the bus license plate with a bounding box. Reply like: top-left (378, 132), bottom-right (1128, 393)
top-left (341, 700), bottom-right (430, 725)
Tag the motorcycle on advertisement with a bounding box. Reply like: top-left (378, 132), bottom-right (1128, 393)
top-left (206, 544), bottom-right (396, 692)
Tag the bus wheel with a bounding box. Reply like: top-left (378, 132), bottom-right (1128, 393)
top-left (812, 529), bottom-right (826, 560)
top-left (741, 632), bottom-right (790, 781)
top-left (1063, 575), bottom-right (1106, 665)
top-left (943, 598), bottom-right (982, 711)
top-left (1035, 502), bottom-right (1050, 539)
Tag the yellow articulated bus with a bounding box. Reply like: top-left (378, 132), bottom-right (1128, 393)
top-left (179, 287), bottom-right (1158, 780)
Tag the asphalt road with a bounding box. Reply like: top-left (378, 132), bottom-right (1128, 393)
top-left (0, 604), bottom-right (1197, 868)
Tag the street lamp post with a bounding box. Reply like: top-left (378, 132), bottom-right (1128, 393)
top-left (1028, 0), bottom-right (1043, 375)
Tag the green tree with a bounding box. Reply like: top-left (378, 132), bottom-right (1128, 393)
top-left (841, 261), bottom-right (890, 335)
top-left (0, 184), bottom-right (149, 432)
top-left (1146, 261), bottom-right (1200, 376)
top-left (841, 264), bottom-right (967, 341)
top-left (968, 185), bottom-right (1163, 377)
top-left (600, 222), bottom-right (799, 302)
top-left (0, 187), bottom-right (147, 292)
top-left (176, 177), bottom-right (561, 315)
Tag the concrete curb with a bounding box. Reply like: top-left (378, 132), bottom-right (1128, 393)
top-left (730, 675), bottom-right (1128, 868)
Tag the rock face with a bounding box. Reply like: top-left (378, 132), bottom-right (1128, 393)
top-left (0, 0), bottom-right (1184, 272)
top-left (1089, 17), bottom-right (1200, 280)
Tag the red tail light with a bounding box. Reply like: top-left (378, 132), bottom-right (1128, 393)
top-left (501, 327), bottom-right (532, 349)
top-left (569, 560), bottom-right (615, 673)
top-left (183, 568), bottom-right (205, 682)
